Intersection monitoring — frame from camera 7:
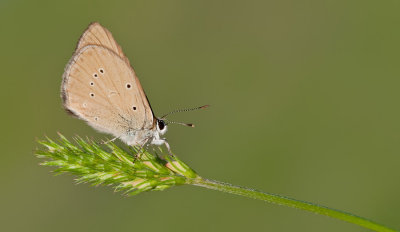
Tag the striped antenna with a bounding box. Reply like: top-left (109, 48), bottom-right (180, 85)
top-left (164, 120), bottom-right (195, 128)
top-left (160, 105), bottom-right (209, 119)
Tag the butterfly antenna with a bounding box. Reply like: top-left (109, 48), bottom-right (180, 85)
top-left (164, 120), bottom-right (195, 128)
top-left (160, 105), bottom-right (209, 119)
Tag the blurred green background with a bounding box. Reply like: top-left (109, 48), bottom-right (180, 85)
top-left (1, 0), bottom-right (399, 231)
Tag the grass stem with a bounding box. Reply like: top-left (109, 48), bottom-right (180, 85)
top-left (190, 178), bottom-right (397, 232)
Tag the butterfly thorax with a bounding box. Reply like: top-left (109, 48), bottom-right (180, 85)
top-left (120, 129), bottom-right (155, 146)
top-left (120, 119), bottom-right (167, 146)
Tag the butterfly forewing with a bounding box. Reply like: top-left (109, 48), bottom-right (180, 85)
top-left (76, 22), bottom-right (130, 65)
top-left (62, 45), bottom-right (154, 137)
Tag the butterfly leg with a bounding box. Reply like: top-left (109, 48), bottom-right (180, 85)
top-left (134, 138), bottom-right (150, 160)
top-left (163, 140), bottom-right (173, 156)
top-left (151, 138), bottom-right (173, 156)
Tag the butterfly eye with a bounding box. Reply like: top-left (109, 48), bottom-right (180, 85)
top-left (157, 120), bottom-right (166, 131)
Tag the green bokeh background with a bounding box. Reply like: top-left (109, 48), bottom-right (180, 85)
top-left (1, 1), bottom-right (399, 231)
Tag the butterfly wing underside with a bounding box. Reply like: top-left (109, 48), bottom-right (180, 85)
top-left (75, 22), bottom-right (131, 65)
top-left (61, 24), bottom-right (155, 138)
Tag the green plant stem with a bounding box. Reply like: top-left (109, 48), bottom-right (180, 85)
top-left (190, 178), bottom-right (396, 232)
top-left (36, 136), bottom-right (397, 231)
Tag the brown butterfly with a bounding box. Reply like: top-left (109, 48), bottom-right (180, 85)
top-left (61, 22), bottom-right (207, 153)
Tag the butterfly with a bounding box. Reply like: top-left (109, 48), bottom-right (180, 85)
top-left (61, 22), bottom-right (207, 153)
